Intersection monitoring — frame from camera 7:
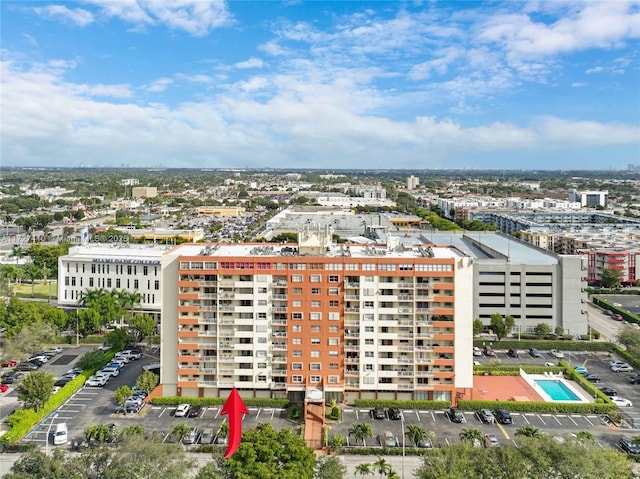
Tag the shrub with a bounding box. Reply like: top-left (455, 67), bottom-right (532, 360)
top-left (328, 406), bottom-right (341, 420)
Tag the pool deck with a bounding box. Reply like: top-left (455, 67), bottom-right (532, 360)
top-left (471, 375), bottom-right (544, 402)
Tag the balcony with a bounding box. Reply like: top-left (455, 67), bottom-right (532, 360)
top-left (345, 307), bottom-right (360, 313)
top-left (272, 343), bottom-right (287, 351)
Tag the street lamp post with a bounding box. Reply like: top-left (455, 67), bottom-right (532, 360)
top-left (401, 415), bottom-right (405, 479)
top-left (76, 315), bottom-right (79, 347)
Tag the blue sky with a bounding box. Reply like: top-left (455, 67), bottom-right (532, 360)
top-left (1, 1), bottom-right (639, 170)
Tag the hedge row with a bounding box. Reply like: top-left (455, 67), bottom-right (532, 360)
top-left (335, 446), bottom-right (430, 456)
top-left (473, 340), bottom-right (615, 352)
top-left (353, 400), bottom-right (450, 410)
top-left (614, 346), bottom-right (640, 369)
top-left (473, 365), bottom-right (564, 376)
top-left (0, 373), bottom-right (88, 444)
top-left (456, 399), bottom-right (613, 415)
top-left (150, 396), bottom-right (290, 408)
top-left (592, 296), bottom-right (640, 325)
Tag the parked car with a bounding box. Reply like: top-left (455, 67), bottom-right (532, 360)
top-left (599, 387), bottom-right (618, 397)
top-left (53, 423), bottom-right (68, 445)
top-left (1, 360), bottom-right (17, 368)
top-left (183, 427), bottom-right (199, 445)
top-left (483, 346), bottom-right (496, 357)
top-left (585, 374), bottom-right (601, 383)
top-left (188, 405), bottom-right (203, 418)
top-left (602, 309), bottom-right (613, 316)
top-left (84, 375), bottom-right (108, 387)
top-left (611, 396), bottom-right (633, 407)
top-left (484, 434), bottom-right (499, 447)
top-left (1, 375), bottom-right (19, 385)
top-left (472, 347), bottom-right (483, 357)
top-left (369, 407), bottom-right (386, 420)
top-left (387, 407), bottom-right (402, 420)
top-left (612, 313), bottom-right (624, 321)
top-left (574, 366), bottom-right (588, 375)
top-left (199, 428), bottom-right (214, 444)
top-left (378, 431), bottom-right (397, 447)
top-left (507, 349), bottom-right (519, 358)
top-left (549, 349), bottom-right (564, 359)
top-left (174, 404), bottom-right (191, 417)
top-left (628, 374), bottom-right (640, 384)
top-left (612, 364), bottom-right (634, 373)
top-left (529, 348), bottom-right (542, 358)
top-left (17, 362), bottom-right (39, 371)
top-left (122, 349), bottom-right (141, 360)
top-left (494, 409), bottom-right (513, 425)
top-left (619, 436), bottom-right (640, 454)
top-left (610, 360), bottom-right (626, 368)
top-left (448, 407), bottom-right (465, 423)
top-left (478, 409), bottom-right (495, 423)
top-left (100, 366), bottom-right (120, 377)
top-left (45, 347), bottom-right (63, 354)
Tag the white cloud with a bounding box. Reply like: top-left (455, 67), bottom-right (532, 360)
top-left (33, 5), bottom-right (94, 27)
top-left (586, 66), bottom-right (604, 74)
top-left (145, 78), bottom-right (173, 93)
top-left (235, 58), bottom-right (264, 69)
top-left (572, 82), bottom-right (587, 87)
top-left (409, 47), bottom-right (462, 80)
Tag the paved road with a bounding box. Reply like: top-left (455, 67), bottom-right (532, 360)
top-left (585, 302), bottom-right (625, 342)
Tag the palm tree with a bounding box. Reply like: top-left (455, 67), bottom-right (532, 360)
top-left (516, 426), bottom-right (541, 438)
top-left (41, 266), bottom-right (52, 302)
top-left (406, 423), bottom-right (435, 447)
top-left (11, 245), bottom-right (24, 265)
top-left (348, 422), bottom-right (372, 446)
top-left (573, 430), bottom-right (596, 443)
top-left (78, 288), bottom-right (109, 307)
top-left (373, 456), bottom-right (393, 478)
top-left (0, 264), bottom-right (17, 296)
top-left (170, 423), bottom-right (191, 442)
top-left (354, 463), bottom-right (372, 478)
top-left (120, 424), bottom-right (145, 440)
top-left (23, 263), bottom-right (41, 298)
top-left (459, 428), bottom-right (483, 445)
top-left (85, 424), bottom-right (113, 444)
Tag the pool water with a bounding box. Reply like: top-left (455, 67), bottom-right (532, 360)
top-left (534, 380), bottom-right (580, 401)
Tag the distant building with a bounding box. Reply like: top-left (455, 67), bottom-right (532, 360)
top-left (132, 186), bottom-right (158, 198)
top-left (120, 178), bottom-right (140, 186)
top-left (568, 189), bottom-right (608, 208)
top-left (196, 206), bottom-right (246, 216)
top-left (407, 175), bottom-right (420, 190)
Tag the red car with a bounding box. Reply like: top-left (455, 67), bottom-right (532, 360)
top-left (0, 384), bottom-right (10, 393)
top-left (1, 360), bottom-right (17, 368)
top-left (612, 313), bottom-right (624, 321)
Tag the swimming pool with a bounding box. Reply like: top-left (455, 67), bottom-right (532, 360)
top-left (534, 379), bottom-right (581, 401)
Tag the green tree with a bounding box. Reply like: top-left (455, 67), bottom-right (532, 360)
top-left (348, 422), bottom-right (373, 446)
top-left (85, 423), bottom-right (114, 444)
top-left (489, 313), bottom-right (508, 340)
top-left (515, 426), bottom-right (541, 437)
top-left (600, 267), bottom-right (622, 288)
top-left (372, 456), bottom-right (393, 479)
top-left (129, 313), bottom-right (156, 341)
top-left (104, 328), bottom-right (130, 351)
top-left (4, 449), bottom-right (68, 479)
top-left (533, 323), bottom-right (551, 337)
top-left (120, 424), bottom-right (145, 440)
top-left (75, 349), bottom-right (109, 371)
top-left (406, 424), bottom-right (429, 447)
top-left (114, 385), bottom-right (133, 415)
top-left (330, 433), bottom-right (345, 450)
top-left (11, 245), bottom-right (25, 265)
top-left (74, 308), bottom-right (101, 337)
top-left (135, 370), bottom-right (159, 393)
top-left (3, 322), bottom-right (56, 365)
top-left (221, 423), bottom-right (316, 479)
top-left (315, 456), bottom-right (346, 479)
top-left (17, 370), bottom-right (55, 412)
top-left (473, 319), bottom-right (484, 336)
top-left (354, 463), bottom-right (372, 478)
top-left (617, 326), bottom-right (640, 358)
top-left (170, 423), bottom-right (192, 442)
top-left (459, 428), bottom-right (483, 444)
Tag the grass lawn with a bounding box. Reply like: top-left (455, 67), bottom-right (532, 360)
top-left (12, 280), bottom-right (57, 300)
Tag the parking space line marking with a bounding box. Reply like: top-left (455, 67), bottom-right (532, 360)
top-left (271, 409), bottom-right (275, 420)
top-left (567, 416), bottom-right (578, 426)
top-left (522, 414), bottom-right (530, 424)
top-left (497, 423), bottom-right (510, 440)
top-left (415, 410), bottom-right (420, 421)
top-left (344, 408), bottom-right (353, 412)
top-left (158, 408), bottom-right (167, 418)
top-left (584, 416), bottom-right (594, 427)
top-left (537, 415), bottom-right (546, 425)
top-left (430, 411), bottom-right (436, 422)
top-left (553, 416), bottom-right (562, 425)
top-left (355, 409), bottom-right (359, 420)
top-left (256, 409), bottom-right (261, 419)
top-left (215, 408), bottom-right (221, 419)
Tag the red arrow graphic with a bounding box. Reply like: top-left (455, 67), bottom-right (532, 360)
top-left (220, 387), bottom-right (248, 459)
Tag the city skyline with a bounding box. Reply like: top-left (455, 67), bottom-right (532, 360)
top-left (1, 1), bottom-right (639, 170)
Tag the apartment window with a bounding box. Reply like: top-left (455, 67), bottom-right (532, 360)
top-left (292, 312), bottom-right (303, 320)
top-left (310, 312), bottom-right (322, 321)
top-left (311, 338), bottom-right (320, 344)
top-left (91, 264), bottom-right (96, 274)
top-left (364, 326), bottom-right (374, 333)
top-left (365, 351), bottom-right (374, 357)
top-left (310, 351), bottom-right (321, 358)
top-left (310, 263), bottom-right (323, 270)
top-left (257, 375), bottom-right (267, 383)
top-left (364, 301), bottom-right (374, 308)
top-left (329, 300), bottom-right (339, 307)
top-left (328, 288), bottom-right (339, 295)
top-left (293, 338), bottom-right (302, 344)
top-left (310, 275), bottom-right (321, 283)
top-left (365, 364), bottom-right (374, 371)
top-left (293, 287), bottom-right (302, 294)
top-left (378, 264), bottom-right (396, 271)
top-left (362, 264), bottom-right (375, 271)
top-left (363, 376), bottom-right (375, 384)
top-left (328, 376), bottom-right (339, 384)
top-left (399, 264), bottom-right (413, 271)
top-left (326, 264), bottom-right (342, 270)
top-left (143, 266), bottom-right (148, 276)
top-left (293, 350), bottom-right (302, 357)
top-left (71, 277), bottom-right (76, 286)
top-left (311, 300), bottom-right (321, 307)
top-left (293, 325), bottom-right (302, 332)
top-left (329, 350), bottom-right (338, 357)
top-left (310, 375), bottom-right (321, 383)
top-left (292, 275), bottom-right (303, 283)
top-left (328, 275), bottom-right (339, 283)
top-left (311, 288), bottom-right (321, 295)
top-left (365, 339), bottom-right (374, 345)
top-left (291, 375), bottom-right (303, 383)
top-left (328, 338), bottom-right (339, 346)
top-left (133, 279), bottom-right (139, 289)
top-left (310, 363), bottom-right (321, 371)
top-left (329, 326), bottom-right (338, 333)
top-left (328, 312), bottom-right (340, 321)
top-left (258, 362), bottom-right (267, 368)
top-left (292, 363), bottom-right (303, 370)
top-left (293, 300), bottom-right (302, 307)
top-left (88, 278), bottom-right (94, 287)
top-left (257, 312), bottom-right (267, 320)
top-left (345, 264), bottom-right (358, 270)
top-left (311, 326), bottom-right (321, 332)
top-left (329, 363), bottom-right (339, 370)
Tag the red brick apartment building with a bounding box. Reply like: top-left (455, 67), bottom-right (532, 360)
top-left (160, 228), bottom-right (474, 404)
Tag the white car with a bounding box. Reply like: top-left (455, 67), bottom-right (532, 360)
top-left (174, 404), bottom-right (191, 417)
top-left (85, 376), bottom-right (108, 387)
top-left (472, 347), bottom-right (483, 357)
top-left (611, 396), bottom-right (633, 407)
top-left (612, 364), bottom-right (634, 373)
top-left (609, 360), bottom-right (626, 368)
top-left (550, 350), bottom-right (564, 359)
